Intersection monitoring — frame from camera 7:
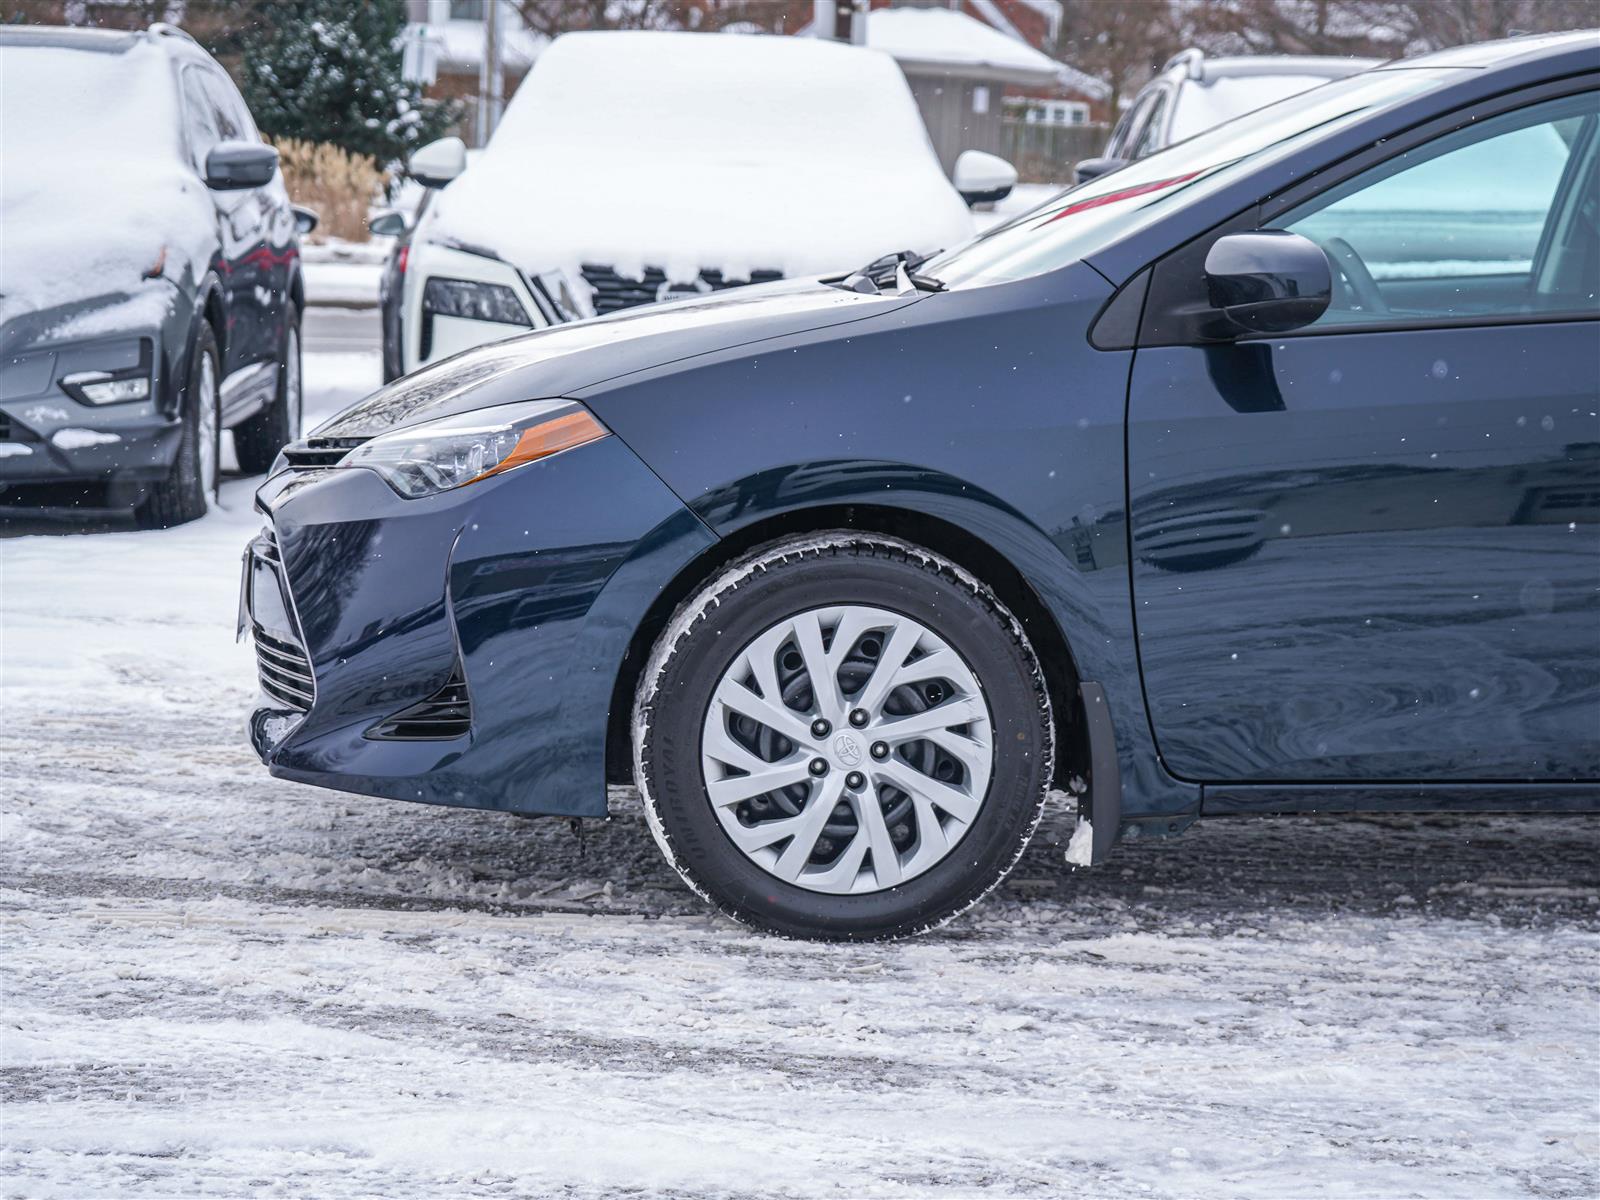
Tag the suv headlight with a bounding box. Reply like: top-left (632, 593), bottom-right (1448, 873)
top-left (422, 277), bottom-right (531, 327)
top-left (339, 399), bottom-right (607, 499)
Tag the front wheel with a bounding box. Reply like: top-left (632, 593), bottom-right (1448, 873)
top-left (634, 533), bottom-right (1054, 940)
top-left (134, 322), bottom-right (219, 529)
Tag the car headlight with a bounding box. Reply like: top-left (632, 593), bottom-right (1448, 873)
top-left (339, 399), bottom-right (608, 499)
top-left (422, 277), bottom-right (531, 327)
top-left (59, 340), bottom-right (154, 405)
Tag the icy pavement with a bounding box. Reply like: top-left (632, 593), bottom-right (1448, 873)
top-left (1, 360), bottom-right (1597, 1198)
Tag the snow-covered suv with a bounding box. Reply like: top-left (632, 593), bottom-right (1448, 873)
top-left (0, 24), bottom-right (309, 526)
top-left (385, 30), bottom-right (1014, 375)
top-left (1075, 48), bottom-right (1382, 183)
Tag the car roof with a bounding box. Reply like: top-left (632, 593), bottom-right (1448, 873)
top-left (0, 22), bottom-right (209, 60)
top-left (1376, 27), bottom-right (1599, 72)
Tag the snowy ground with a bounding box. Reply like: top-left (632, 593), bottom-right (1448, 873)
top-left (2, 348), bottom-right (1598, 1199)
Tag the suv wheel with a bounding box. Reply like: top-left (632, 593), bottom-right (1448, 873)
top-left (635, 533), bottom-right (1054, 940)
top-left (234, 304), bottom-right (302, 474)
top-left (134, 322), bottom-right (219, 529)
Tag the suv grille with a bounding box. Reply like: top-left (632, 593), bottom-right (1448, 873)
top-left (255, 628), bottom-right (314, 711)
top-left (281, 436), bottom-right (368, 469)
top-left (366, 668), bottom-right (472, 740)
top-left (580, 264), bottom-right (782, 315)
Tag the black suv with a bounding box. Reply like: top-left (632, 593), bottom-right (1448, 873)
top-left (0, 24), bottom-right (310, 526)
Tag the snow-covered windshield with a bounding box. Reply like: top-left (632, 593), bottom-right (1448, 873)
top-left (0, 38), bottom-right (201, 324)
top-left (422, 31), bottom-right (973, 284)
top-left (924, 67), bottom-right (1458, 291)
top-left (0, 40), bottom-right (178, 162)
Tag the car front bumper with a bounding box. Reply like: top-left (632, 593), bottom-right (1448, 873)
top-left (245, 434), bottom-right (716, 817)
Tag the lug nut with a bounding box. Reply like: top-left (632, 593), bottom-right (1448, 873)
top-left (845, 771), bottom-right (866, 790)
top-left (870, 741), bottom-right (889, 760)
top-left (849, 709), bottom-right (869, 728)
top-left (808, 758), bottom-right (829, 777)
top-left (810, 718), bottom-right (831, 738)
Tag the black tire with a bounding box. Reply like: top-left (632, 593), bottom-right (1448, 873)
top-left (234, 304), bottom-right (302, 474)
top-left (634, 533), bottom-right (1054, 941)
top-left (134, 322), bottom-right (219, 530)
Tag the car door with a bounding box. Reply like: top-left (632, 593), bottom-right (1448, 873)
top-left (1125, 84), bottom-right (1600, 785)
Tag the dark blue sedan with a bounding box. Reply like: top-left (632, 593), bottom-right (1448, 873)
top-left (244, 31), bottom-right (1600, 939)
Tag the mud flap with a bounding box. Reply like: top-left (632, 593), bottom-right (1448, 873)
top-left (1077, 681), bottom-right (1121, 865)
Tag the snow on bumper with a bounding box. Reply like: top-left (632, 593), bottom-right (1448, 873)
top-left (246, 435), bottom-right (716, 818)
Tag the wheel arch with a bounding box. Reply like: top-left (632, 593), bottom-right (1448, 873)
top-left (604, 502), bottom-right (1094, 797)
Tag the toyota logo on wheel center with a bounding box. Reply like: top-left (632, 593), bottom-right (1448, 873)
top-left (832, 733), bottom-right (864, 768)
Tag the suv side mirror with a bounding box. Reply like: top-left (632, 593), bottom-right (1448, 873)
top-left (205, 140), bottom-right (278, 190)
top-left (292, 205), bottom-right (319, 236)
top-left (953, 150), bottom-right (1017, 206)
top-left (410, 136), bottom-right (466, 188)
top-left (1073, 156), bottom-right (1127, 184)
top-left (1204, 231), bottom-right (1332, 335)
top-left (368, 209), bottom-right (409, 237)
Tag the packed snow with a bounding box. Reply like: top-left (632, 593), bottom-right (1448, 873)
top-left (421, 32), bottom-right (975, 285)
top-left (1, 350), bottom-right (1596, 1196)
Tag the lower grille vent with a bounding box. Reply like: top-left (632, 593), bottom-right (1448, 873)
top-left (366, 668), bottom-right (472, 740)
top-left (579, 264), bottom-right (782, 314)
top-left (255, 628), bottom-right (314, 712)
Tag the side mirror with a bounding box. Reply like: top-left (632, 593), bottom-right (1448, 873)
top-left (410, 136), bottom-right (466, 188)
top-left (368, 209), bottom-right (409, 238)
top-left (205, 140), bottom-right (278, 190)
top-left (292, 205), bottom-right (319, 236)
top-left (1204, 231), bottom-right (1331, 335)
top-left (953, 150), bottom-right (1017, 206)
top-left (1073, 156), bottom-right (1127, 185)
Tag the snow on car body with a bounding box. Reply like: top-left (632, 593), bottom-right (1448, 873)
top-left (391, 30), bottom-right (977, 374)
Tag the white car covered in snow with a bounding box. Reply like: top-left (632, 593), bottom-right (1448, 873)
top-left (384, 30), bottom-right (1014, 375)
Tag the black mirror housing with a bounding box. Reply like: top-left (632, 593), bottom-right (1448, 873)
top-left (1073, 156), bottom-right (1127, 185)
top-left (1204, 231), bottom-right (1331, 335)
top-left (206, 141), bottom-right (278, 190)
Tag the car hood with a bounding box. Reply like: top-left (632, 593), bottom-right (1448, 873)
top-left (314, 278), bottom-right (922, 438)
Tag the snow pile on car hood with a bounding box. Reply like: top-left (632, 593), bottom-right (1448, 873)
top-left (420, 31), bottom-right (975, 285)
top-left (0, 39), bottom-right (211, 326)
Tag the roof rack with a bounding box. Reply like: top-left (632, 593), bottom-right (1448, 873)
top-left (149, 22), bottom-right (197, 44)
top-left (1161, 47), bottom-right (1205, 80)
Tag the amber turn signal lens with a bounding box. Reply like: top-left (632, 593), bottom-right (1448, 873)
top-left (468, 409), bottom-right (608, 484)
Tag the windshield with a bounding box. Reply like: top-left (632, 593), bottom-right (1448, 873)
top-left (924, 67), bottom-right (1459, 290)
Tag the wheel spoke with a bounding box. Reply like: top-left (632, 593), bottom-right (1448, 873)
top-left (878, 758), bottom-right (981, 825)
top-left (853, 618), bottom-right (923, 716)
top-left (705, 757), bottom-right (812, 807)
top-left (713, 675), bottom-right (813, 746)
top-left (789, 609), bottom-right (841, 718)
top-left (703, 721), bottom-right (784, 777)
top-left (876, 696), bottom-right (987, 742)
top-left (856, 791), bottom-right (904, 888)
top-left (772, 773), bottom-right (846, 880)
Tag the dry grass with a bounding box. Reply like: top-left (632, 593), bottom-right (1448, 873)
top-left (271, 138), bottom-right (388, 243)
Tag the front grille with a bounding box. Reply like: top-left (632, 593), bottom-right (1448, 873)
top-left (255, 628), bottom-right (314, 711)
top-left (580, 264), bottom-right (783, 315)
top-left (366, 668), bottom-right (472, 740)
top-left (281, 436), bottom-right (368, 469)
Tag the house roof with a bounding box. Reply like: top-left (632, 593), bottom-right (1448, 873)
top-left (860, 7), bottom-right (1064, 86)
top-left (407, 18), bottom-right (546, 73)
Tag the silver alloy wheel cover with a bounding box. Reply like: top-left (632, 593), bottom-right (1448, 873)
top-left (700, 604), bottom-right (994, 894)
top-left (197, 352), bottom-right (218, 498)
top-left (286, 328), bottom-right (302, 439)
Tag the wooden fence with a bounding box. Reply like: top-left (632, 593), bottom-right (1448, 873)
top-left (1001, 121), bottom-right (1109, 185)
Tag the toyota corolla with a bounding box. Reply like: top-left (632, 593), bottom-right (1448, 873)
top-left (244, 32), bottom-right (1600, 939)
